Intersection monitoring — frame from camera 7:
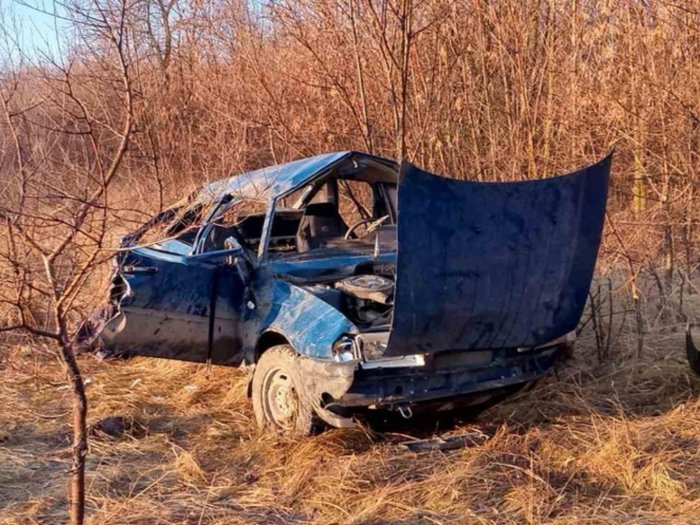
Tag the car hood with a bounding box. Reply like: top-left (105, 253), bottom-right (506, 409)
top-left (385, 154), bottom-right (612, 356)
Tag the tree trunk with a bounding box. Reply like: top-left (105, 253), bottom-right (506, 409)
top-left (60, 342), bottom-right (88, 525)
top-left (662, 222), bottom-right (674, 292)
top-left (397, 0), bottom-right (413, 162)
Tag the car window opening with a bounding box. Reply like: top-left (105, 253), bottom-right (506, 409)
top-left (194, 156), bottom-right (398, 258)
top-left (274, 159), bottom-right (398, 257)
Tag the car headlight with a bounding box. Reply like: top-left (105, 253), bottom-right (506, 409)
top-left (332, 335), bottom-right (358, 363)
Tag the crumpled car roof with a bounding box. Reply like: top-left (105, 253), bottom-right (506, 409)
top-left (195, 151), bottom-right (354, 203)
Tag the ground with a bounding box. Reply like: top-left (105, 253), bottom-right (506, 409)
top-left (1, 329), bottom-right (699, 525)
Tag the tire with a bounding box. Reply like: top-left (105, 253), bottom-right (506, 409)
top-left (251, 344), bottom-right (321, 436)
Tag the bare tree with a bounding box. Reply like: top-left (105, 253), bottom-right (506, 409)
top-left (2, 5), bottom-right (700, 523)
top-left (0, 2), bottom-right (135, 523)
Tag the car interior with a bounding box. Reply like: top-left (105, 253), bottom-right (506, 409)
top-left (201, 158), bottom-right (398, 257)
top-left (132, 156), bottom-right (398, 258)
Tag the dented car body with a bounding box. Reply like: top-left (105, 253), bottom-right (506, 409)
top-left (99, 151), bottom-right (611, 431)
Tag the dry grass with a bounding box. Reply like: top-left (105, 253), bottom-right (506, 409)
top-left (1, 327), bottom-right (700, 525)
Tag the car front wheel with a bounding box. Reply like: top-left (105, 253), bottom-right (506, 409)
top-left (251, 344), bottom-right (321, 436)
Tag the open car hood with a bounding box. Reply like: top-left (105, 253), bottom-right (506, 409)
top-left (385, 154), bottom-right (612, 356)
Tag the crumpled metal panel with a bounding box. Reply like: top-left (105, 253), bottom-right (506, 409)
top-left (258, 279), bottom-right (358, 359)
top-left (196, 151), bottom-right (397, 203)
top-left (385, 154), bottom-right (612, 356)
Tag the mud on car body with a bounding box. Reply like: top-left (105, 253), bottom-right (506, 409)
top-left (94, 151), bottom-right (612, 434)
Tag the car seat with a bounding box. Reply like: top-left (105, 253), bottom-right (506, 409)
top-left (296, 202), bottom-right (348, 252)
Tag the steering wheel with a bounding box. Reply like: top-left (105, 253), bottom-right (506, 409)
top-left (344, 215), bottom-right (390, 240)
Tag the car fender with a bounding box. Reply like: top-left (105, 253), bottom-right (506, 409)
top-left (257, 279), bottom-right (358, 359)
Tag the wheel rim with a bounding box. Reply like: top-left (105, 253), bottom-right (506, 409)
top-left (261, 366), bottom-right (299, 430)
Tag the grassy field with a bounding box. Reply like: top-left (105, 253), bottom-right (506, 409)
top-left (1, 327), bottom-right (699, 525)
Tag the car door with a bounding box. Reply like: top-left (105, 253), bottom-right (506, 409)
top-left (106, 245), bottom-right (249, 365)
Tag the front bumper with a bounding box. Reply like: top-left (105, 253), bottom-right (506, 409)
top-left (339, 346), bottom-right (561, 408)
top-left (297, 345), bottom-right (565, 415)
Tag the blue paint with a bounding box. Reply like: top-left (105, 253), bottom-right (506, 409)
top-left (256, 279), bottom-right (357, 359)
top-left (386, 154), bottom-right (612, 355)
top-left (196, 151), bottom-right (396, 203)
top-left (197, 152), bottom-right (350, 203)
top-left (103, 149), bottom-right (611, 413)
top-left (112, 246), bottom-right (247, 363)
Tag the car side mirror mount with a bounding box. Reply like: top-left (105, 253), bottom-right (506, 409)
top-left (223, 236), bottom-right (244, 263)
top-left (223, 236), bottom-right (252, 283)
top-left (190, 236), bottom-right (249, 270)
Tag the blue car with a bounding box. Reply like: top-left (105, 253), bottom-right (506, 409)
top-left (99, 151), bottom-right (611, 434)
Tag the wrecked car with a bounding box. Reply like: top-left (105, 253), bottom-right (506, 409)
top-left (96, 151), bottom-right (612, 434)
